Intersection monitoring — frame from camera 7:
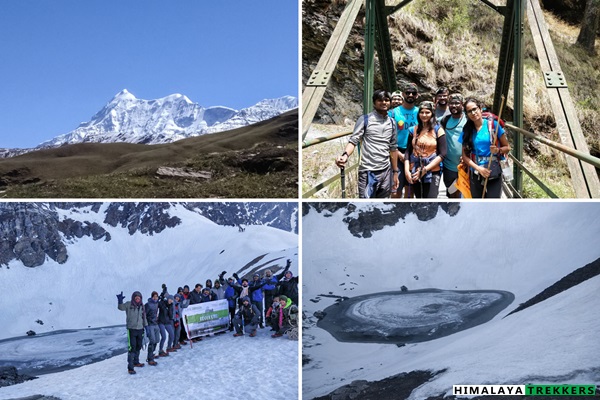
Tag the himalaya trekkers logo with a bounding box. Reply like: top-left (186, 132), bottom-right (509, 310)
top-left (452, 384), bottom-right (597, 396)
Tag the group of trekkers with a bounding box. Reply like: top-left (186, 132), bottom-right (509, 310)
top-left (117, 259), bottom-right (299, 375)
top-left (335, 84), bottom-right (510, 199)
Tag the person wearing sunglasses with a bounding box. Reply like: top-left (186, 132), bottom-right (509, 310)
top-left (460, 98), bottom-right (511, 198)
top-left (388, 83), bottom-right (420, 197)
top-left (404, 101), bottom-right (447, 198)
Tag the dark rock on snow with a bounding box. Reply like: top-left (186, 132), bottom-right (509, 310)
top-left (0, 366), bottom-right (36, 388)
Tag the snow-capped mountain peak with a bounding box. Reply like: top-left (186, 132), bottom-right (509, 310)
top-left (110, 89), bottom-right (136, 103)
top-left (31, 90), bottom-right (297, 149)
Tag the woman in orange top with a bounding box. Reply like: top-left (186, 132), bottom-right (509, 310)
top-left (404, 101), bottom-right (447, 198)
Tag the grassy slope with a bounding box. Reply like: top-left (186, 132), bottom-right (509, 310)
top-left (0, 109), bottom-right (298, 198)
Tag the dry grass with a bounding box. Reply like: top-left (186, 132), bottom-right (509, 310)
top-left (0, 110), bottom-right (299, 198)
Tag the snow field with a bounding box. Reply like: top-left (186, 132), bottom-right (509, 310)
top-left (302, 202), bottom-right (600, 399)
top-left (0, 204), bottom-right (298, 340)
top-left (0, 329), bottom-right (298, 400)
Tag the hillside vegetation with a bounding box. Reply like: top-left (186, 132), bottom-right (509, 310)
top-left (302, 0), bottom-right (600, 198)
top-left (0, 109), bottom-right (298, 198)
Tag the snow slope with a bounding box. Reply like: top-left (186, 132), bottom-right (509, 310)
top-left (0, 202), bottom-right (299, 399)
top-left (302, 202), bottom-right (600, 399)
top-left (0, 329), bottom-right (298, 400)
top-left (0, 203), bottom-right (298, 340)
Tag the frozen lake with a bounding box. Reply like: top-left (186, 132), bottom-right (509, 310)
top-left (0, 325), bottom-right (127, 376)
top-left (317, 289), bottom-right (514, 344)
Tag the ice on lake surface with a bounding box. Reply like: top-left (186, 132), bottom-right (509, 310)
top-left (317, 289), bottom-right (514, 344)
top-left (0, 326), bottom-right (127, 376)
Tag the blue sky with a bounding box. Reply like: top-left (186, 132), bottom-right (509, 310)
top-left (0, 1), bottom-right (299, 148)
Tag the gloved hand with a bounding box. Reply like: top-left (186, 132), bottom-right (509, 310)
top-left (233, 273), bottom-right (239, 280)
top-left (284, 259), bottom-right (291, 272)
top-left (219, 270), bottom-right (227, 279)
top-left (116, 291), bottom-right (125, 304)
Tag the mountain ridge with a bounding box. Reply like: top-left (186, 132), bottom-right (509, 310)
top-left (1, 91), bottom-right (298, 158)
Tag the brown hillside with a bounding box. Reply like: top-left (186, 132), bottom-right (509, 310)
top-left (0, 109), bottom-right (297, 183)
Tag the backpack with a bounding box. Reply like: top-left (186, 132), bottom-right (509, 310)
top-left (468, 114), bottom-right (504, 179)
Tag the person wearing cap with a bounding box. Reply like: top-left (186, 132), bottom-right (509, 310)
top-left (233, 296), bottom-right (260, 337)
top-left (265, 296), bottom-right (281, 331)
top-left (439, 93), bottom-right (467, 198)
top-left (271, 295), bottom-right (299, 338)
top-left (335, 89), bottom-right (400, 198)
top-left (224, 276), bottom-right (239, 331)
top-left (200, 286), bottom-right (216, 302)
top-left (179, 285), bottom-right (191, 344)
top-left (434, 87), bottom-right (451, 120)
top-left (233, 274), bottom-right (266, 307)
top-left (390, 91), bottom-right (403, 109)
top-left (172, 293), bottom-right (186, 350)
top-left (144, 291), bottom-right (160, 366)
top-left (249, 273), bottom-right (266, 328)
top-left (262, 269), bottom-right (279, 321)
top-left (157, 292), bottom-right (176, 355)
top-left (404, 101), bottom-right (447, 198)
top-left (211, 279), bottom-right (225, 300)
top-left (276, 259), bottom-right (298, 306)
top-left (117, 290), bottom-right (148, 374)
top-left (389, 82), bottom-right (420, 198)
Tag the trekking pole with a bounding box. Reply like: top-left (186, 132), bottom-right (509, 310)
top-left (482, 95), bottom-right (505, 198)
top-left (419, 157), bottom-right (424, 198)
top-left (340, 166), bottom-right (346, 199)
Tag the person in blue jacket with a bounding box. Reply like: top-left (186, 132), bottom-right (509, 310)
top-left (249, 273), bottom-right (266, 328)
top-left (200, 287), bottom-right (217, 302)
top-left (223, 276), bottom-right (239, 331)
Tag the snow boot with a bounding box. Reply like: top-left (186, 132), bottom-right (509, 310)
top-left (249, 331), bottom-right (257, 337)
top-left (233, 333), bottom-right (244, 337)
top-left (148, 361), bottom-right (158, 366)
top-left (134, 363), bottom-right (145, 367)
top-left (271, 333), bottom-right (283, 338)
top-left (128, 369), bottom-right (136, 375)
top-left (174, 344), bottom-right (181, 350)
top-left (167, 347), bottom-right (177, 352)
top-left (158, 351), bottom-right (169, 357)
top-left (259, 323), bottom-right (264, 329)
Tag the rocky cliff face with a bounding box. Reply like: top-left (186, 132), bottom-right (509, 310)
top-left (303, 202), bottom-right (460, 238)
top-left (0, 202), bottom-right (297, 268)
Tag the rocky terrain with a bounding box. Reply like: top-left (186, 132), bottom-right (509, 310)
top-left (303, 202), bottom-right (460, 237)
top-left (0, 202), bottom-right (297, 268)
